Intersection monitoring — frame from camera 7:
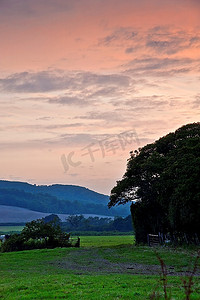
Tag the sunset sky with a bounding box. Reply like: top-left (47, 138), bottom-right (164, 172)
top-left (0, 0), bottom-right (200, 194)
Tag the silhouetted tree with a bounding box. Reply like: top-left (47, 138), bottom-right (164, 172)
top-left (43, 214), bottom-right (61, 225)
top-left (108, 123), bottom-right (200, 244)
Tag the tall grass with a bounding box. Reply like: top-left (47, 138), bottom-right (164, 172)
top-left (150, 250), bottom-right (200, 300)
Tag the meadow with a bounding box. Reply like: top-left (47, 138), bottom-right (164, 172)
top-left (0, 236), bottom-right (199, 299)
top-left (0, 226), bottom-right (24, 234)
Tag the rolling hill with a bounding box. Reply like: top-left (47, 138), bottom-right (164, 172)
top-left (0, 180), bottom-right (130, 219)
top-left (0, 205), bottom-right (114, 224)
top-left (0, 181), bottom-right (108, 205)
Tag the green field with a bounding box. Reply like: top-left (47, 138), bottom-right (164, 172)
top-left (80, 235), bottom-right (134, 247)
top-left (0, 236), bottom-right (199, 299)
top-left (0, 226), bottom-right (24, 234)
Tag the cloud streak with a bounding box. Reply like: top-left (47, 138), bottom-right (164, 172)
top-left (124, 57), bottom-right (197, 76)
top-left (146, 26), bottom-right (200, 55)
top-left (0, 71), bottom-right (130, 94)
top-left (99, 27), bottom-right (137, 46)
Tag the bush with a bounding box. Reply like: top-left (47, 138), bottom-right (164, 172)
top-left (1, 234), bottom-right (25, 252)
top-left (1, 219), bottom-right (76, 252)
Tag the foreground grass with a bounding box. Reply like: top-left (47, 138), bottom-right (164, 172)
top-left (0, 236), bottom-right (199, 299)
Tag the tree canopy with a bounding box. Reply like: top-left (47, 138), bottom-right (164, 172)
top-left (108, 123), bottom-right (200, 244)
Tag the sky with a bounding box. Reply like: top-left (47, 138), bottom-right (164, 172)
top-left (0, 0), bottom-right (200, 194)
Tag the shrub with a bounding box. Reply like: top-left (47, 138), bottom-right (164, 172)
top-left (1, 234), bottom-right (25, 252)
top-left (1, 219), bottom-right (76, 252)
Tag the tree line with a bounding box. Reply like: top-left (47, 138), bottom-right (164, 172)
top-left (62, 214), bottom-right (133, 233)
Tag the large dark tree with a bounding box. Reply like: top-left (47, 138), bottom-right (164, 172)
top-left (108, 123), bottom-right (200, 244)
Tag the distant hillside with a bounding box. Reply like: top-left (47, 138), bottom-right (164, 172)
top-left (0, 205), bottom-right (114, 224)
top-left (0, 180), bottom-right (108, 205)
top-left (0, 180), bottom-right (130, 216)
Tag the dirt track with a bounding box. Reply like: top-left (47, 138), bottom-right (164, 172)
top-left (50, 248), bottom-right (200, 276)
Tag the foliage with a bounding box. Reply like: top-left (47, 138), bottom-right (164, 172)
top-left (108, 123), bottom-right (200, 244)
top-left (181, 250), bottom-right (200, 300)
top-left (42, 214), bottom-right (61, 225)
top-left (62, 214), bottom-right (134, 232)
top-left (150, 250), bottom-right (200, 300)
top-left (0, 214), bottom-right (134, 236)
top-left (21, 218), bottom-right (62, 240)
top-left (0, 234), bottom-right (25, 252)
top-left (1, 218), bottom-right (72, 252)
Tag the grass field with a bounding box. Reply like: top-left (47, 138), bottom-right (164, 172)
top-left (0, 236), bottom-right (199, 299)
top-left (80, 235), bottom-right (134, 247)
top-left (0, 226), bottom-right (24, 234)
